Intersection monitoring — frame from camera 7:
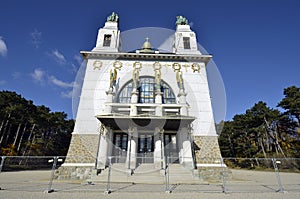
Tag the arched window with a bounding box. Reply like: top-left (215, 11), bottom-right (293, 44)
top-left (118, 76), bottom-right (176, 104)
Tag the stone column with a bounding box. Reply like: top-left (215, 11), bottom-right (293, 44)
top-left (107, 131), bottom-right (113, 161)
top-left (130, 62), bottom-right (141, 116)
top-left (155, 91), bottom-right (163, 116)
top-left (104, 89), bottom-right (115, 114)
top-left (130, 91), bottom-right (139, 116)
top-left (97, 127), bottom-right (111, 169)
top-left (154, 127), bottom-right (162, 169)
top-left (177, 130), bottom-right (183, 164)
top-left (126, 127), bottom-right (137, 170)
top-left (178, 91), bottom-right (188, 116)
top-left (180, 127), bottom-right (193, 168)
top-left (154, 62), bottom-right (163, 116)
top-left (160, 129), bottom-right (166, 169)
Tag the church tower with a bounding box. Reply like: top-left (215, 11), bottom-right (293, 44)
top-left (173, 16), bottom-right (201, 55)
top-left (93, 12), bottom-right (121, 52)
top-left (59, 13), bottom-right (223, 181)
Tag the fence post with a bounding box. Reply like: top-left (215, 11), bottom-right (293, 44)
top-left (45, 156), bottom-right (59, 193)
top-left (165, 156), bottom-right (171, 193)
top-left (0, 156), bottom-right (6, 190)
top-left (272, 158), bottom-right (284, 193)
top-left (104, 157), bottom-right (112, 194)
top-left (220, 157), bottom-right (227, 193)
top-left (0, 156), bottom-right (5, 174)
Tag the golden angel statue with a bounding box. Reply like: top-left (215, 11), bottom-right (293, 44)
top-left (109, 68), bottom-right (118, 89)
top-left (176, 70), bottom-right (184, 90)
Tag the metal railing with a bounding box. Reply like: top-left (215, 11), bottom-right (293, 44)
top-left (0, 156), bottom-right (299, 195)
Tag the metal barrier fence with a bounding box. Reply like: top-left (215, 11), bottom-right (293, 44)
top-left (0, 156), bottom-right (299, 195)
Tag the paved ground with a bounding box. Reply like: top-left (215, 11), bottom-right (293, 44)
top-left (0, 169), bottom-right (299, 199)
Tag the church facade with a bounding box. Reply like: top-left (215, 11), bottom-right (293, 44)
top-left (61, 13), bottom-right (223, 180)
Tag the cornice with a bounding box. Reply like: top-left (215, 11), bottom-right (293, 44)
top-left (80, 51), bottom-right (212, 64)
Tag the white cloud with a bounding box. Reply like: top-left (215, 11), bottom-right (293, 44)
top-left (61, 90), bottom-right (73, 98)
top-left (31, 68), bottom-right (45, 84)
top-left (70, 54), bottom-right (83, 73)
top-left (52, 49), bottom-right (66, 65)
top-left (30, 29), bottom-right (42, 48)
top-left (49, 76), bottom-right (73, 88)
top-left (0, 36), bottom-right (8, 57)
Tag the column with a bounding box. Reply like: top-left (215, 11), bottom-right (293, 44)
top-left (175, 67), bottom-right (188, 116)
top-left (126, 127), bottom-right (137, 170)
top-left (104, 89), bottom-right (115, 114)
top-left (130, 91), bottom-right (138, 116)
top-left (130, 64), bottom-right (140, 116)
top-left (154, 127), bottom-right (162, 169)
top-left (177, 130), bottom-right (184, 164)
top-left (107, 131), bottom-right (113, 162)
top-left (154, 62), bottom-right (163, 116)
top-left (97, 127), bottom-right (110, 169)
top-left (180, 127), bottom-right (193, 168)
top-left (161, 130), bottom-right (166, 169)
top-left (178, 91), bottom-right (188, 116)
top-left (155, 92), bottom-right (163, 116)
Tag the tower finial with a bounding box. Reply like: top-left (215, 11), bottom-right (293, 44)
top-left (176, 15), bottom-right (188, 25)
top-left (107, 12), bottom-right (119, 23)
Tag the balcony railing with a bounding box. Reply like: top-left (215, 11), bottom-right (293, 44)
top-left (107, 103), bottom-right (186, 117)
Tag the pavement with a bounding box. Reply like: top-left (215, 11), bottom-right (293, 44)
top-left (0, 169), bottom-right (299, 199)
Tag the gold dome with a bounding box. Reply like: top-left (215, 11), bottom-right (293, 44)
top-left (142, 37), bottom-right (152, 49)
top-left (139, 37), bottom-right (155, 53)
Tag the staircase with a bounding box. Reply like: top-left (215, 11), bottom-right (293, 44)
top-left (89, 163), bottom-right (202, 184)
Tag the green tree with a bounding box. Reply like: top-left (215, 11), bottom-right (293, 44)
top-left (277, 86), bottom-right (300, 124)
top-left (0, 90), bottom-right (74, 156)
top-left (219, 101), bottom-right (297, 159)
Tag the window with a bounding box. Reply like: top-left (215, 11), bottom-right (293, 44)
top-left (103, 34), bottom-right (112, 47)
top-left (183, 37), bottom-right (191, 49)
top-left (118, 76), bottom-right (176, 104)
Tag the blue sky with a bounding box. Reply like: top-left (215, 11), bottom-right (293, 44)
top-left (0, 0), bottom-right (299, 121)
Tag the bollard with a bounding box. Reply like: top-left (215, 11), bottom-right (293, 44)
top-left (45, 156), bottom-right (59, 193)
top-left (104, 157), bottom-right (112, 194)
top-left (165, 156), bottom-right (171, 193)
top-left (272, 158), bottom-right (284, 193)
top-left (220, 158), bottom-right (227, 193)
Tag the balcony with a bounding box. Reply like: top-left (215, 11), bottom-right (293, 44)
top-left (109, 103), bottom-right (184, 116)
top-left (96, 103), bottom-right (195, 130)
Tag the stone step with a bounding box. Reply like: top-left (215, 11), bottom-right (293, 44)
top-left (89, 163), bottom-right (203, 184)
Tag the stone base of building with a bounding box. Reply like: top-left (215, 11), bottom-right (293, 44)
top-left (57, 133), bottom-right (99, 180)
top-left (64, 133), bottom-right (99, 164)
top-left (193, 135), bottom-right (223, 164)
top-left (193, 135), bottom-right (231, 182)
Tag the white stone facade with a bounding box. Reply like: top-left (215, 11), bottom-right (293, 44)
top-left (63, 14), bottom-right (222, 176)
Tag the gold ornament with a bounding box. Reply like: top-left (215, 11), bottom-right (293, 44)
top-left (93, 60), bottom-right (102, 70)
top-left (133, 61), bottom-right (142, 70)
top-left (191, 63), bottom-right (201, 73)
top-left (172, 63), bottom-right (181, 71)
top-left (153, 61), bottom-right (161, 70)
top-left (113, 60), bottom-right (123, 70)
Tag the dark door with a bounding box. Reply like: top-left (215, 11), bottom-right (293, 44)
top-left (164, 134), bottom-right (179, 163)
top-left (137, 134), bottom-right (154, 163)
top-left (112, 133), bottom-right (128, 163)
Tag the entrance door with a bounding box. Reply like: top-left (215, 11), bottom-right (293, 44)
top-left (112, 133), bottom-right (128, 163)
top-left (137, 134), bottom-right (154, 163)
top-left (164, 134), bottom-right (179, 163)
